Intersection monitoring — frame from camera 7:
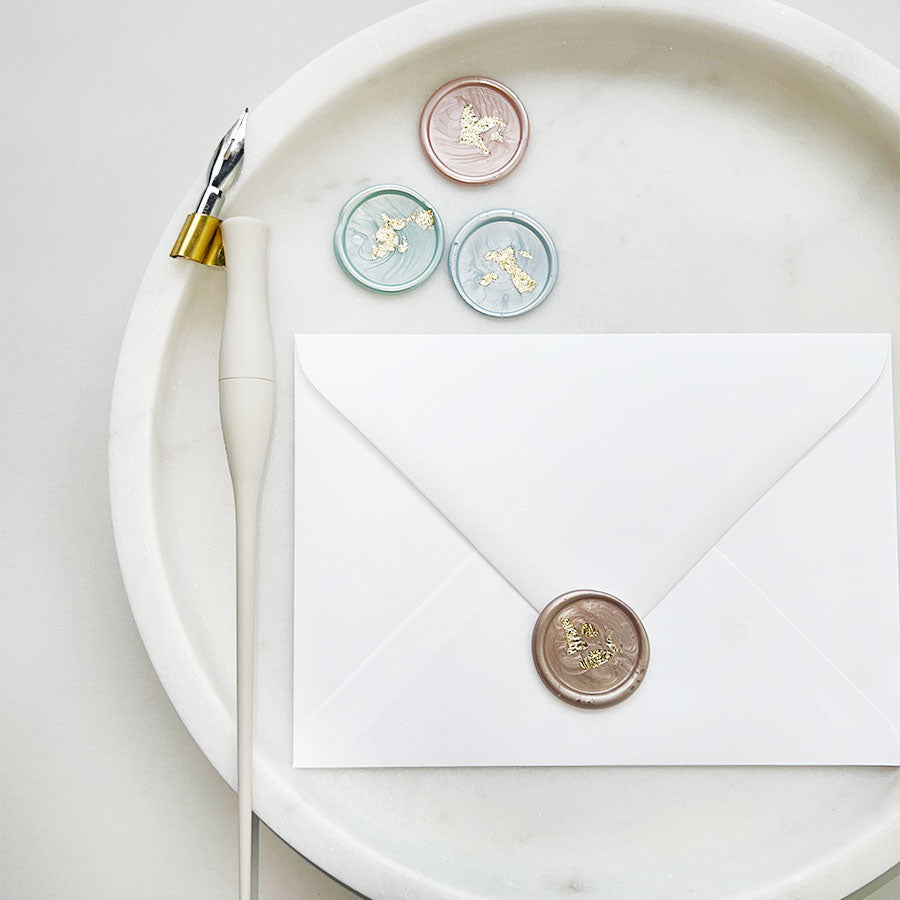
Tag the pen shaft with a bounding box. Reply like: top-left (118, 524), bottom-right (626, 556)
top-left (218, 217), bottom-right (274, 900)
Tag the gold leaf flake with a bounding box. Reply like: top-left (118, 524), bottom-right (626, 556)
top-left (482, 245), bottom-right (537, 293)
top-left (459, 103), bottom-right (507, 155)
top-left (578, 636), bottom-right (620, 670)
top-left (370, 208), bottom-right (434, 260)
top-left (410, 208), bottom-right (434, 229)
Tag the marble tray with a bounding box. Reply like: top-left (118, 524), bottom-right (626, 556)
top-left (109, 1), bottom-right (900, 897)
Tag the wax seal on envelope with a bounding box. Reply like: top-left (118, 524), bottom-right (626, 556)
top-left (333, 184), bottom-right (444, 293)
top-left (449, 209), bottom-right (557, 317)
top-left (532, 590), bottom-right (650, 708)
top-left (420, 76), bottom-right (529, 184)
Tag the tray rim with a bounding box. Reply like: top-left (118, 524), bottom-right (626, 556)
top-left (109, 1), bottom-right (900, 897)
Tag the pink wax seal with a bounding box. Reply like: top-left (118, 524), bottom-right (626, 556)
top-left (532, 590), bottom-right (650, 709)
top-left (420, 76), bottom-right (529, 184)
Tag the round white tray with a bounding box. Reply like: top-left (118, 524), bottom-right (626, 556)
top-left (109, 1), bottom-right (900, 897)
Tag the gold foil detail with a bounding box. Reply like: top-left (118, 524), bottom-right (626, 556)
top-left (410, 208), bottom-right (434, 229)
top-left (561, 617), bottom-right (588, 655)
top-left (483, 246), bottom-right (538, 293)
top-left (459, 103), bottom-right (507, 155)
top-left (480, 272), bottom-right (499, 286)
top-left (578, 636), bottom-right (620, 670)
top-left (562, 615), bottom-right (621, 670)
top-left (371, 208), bottom-right (434, 260)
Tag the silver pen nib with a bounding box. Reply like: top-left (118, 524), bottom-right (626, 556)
top-left (195, 108), bottom-right (249, 217)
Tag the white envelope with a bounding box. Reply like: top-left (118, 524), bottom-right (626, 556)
top-left (293, 334), bottom-right (900, 767)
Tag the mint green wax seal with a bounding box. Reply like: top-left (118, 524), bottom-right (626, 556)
top-left (334, 185), bottom-right (444, 293)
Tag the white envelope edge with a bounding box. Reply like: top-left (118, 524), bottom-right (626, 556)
top-left (293, 334), bottom-right (900, 767)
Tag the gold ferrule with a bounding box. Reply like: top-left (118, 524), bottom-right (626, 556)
top-left (169, 213), bottom-right (225, 267)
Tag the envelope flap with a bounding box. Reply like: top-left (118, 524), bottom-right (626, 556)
top-left (295, 334), bottom-right (889, 615)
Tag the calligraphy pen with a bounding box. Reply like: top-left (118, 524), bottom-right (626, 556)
top-left (170, 109), bottom-right (273, 900)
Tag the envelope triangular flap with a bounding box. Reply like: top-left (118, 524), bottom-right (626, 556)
top-left (295, 334), bottom-right (889, 617)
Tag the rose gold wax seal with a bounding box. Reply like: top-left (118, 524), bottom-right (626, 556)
top-left (419, 76), bottom-right (530, 184)
top-left (532, 590), bottom-right (650, 709)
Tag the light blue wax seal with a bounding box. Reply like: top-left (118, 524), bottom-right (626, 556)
top-left (448, 209), bottom-right (557, 317)
top-left (334, 184), bottom-right (444, 293)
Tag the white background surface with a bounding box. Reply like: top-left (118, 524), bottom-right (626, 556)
top-left (1, 1), bottom-right (898, 898)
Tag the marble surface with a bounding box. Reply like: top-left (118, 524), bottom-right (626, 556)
top-left (2, 1), bottom-right (899, 899)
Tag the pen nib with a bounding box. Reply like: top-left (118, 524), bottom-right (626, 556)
top-left (223, 108), bottom-right (249, 161)
top-left (195, 108), bottom-right (249, 217)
